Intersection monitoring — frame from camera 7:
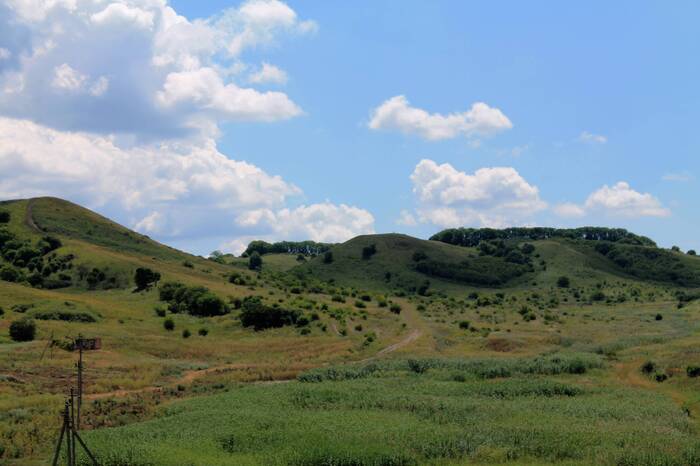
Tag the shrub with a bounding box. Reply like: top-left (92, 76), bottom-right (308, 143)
top-left (248, 251), bottom-right (262, 270)
top-left (31, 310), bottom-right (97, 323)
top-left (134, 267), bottom-right (161, 291)
top-left (407, 359), bottom-right (429, 374)
top-left (299, 327), bottom-right (311, 335)
top-left (687, 366), bottom-right (700, 378)
top-left (238, 296), bottom-right (299, 331)
top-left (0, 306), bottom-right (4, 317)
top-left (361, 244), bottom-right (377, 260)
top-left (323, 251), bottom-right (334, 264)
top-left (9, 318), bottom-right (36, 342)
top-left (182, 329), bottom-right (191, 338)
top-left (458, 320), bottom-right (470, 330)
top-left (641, 360), bottom-right (656, 374)
top-left (0, 266), bottom-right (21, 283)
top-left (655, 313), bottom-right (663, 321)
top-left (354, 300), bottom-right (366, 309)
top-left (655, 373), bottom-right (668, 382)
top-left (590, 291), bottom-right (606, 302)
top-left (296, 316), bottom-right (310, 327)
top-left (182, 260), bottom-right (194, 268)
top-left (390, 303), bottom-right (402, 314)
top-left (155, 307), bottom-right (166, 317)
top-left (163, 318), bottom-right (175, 331)
top-left (557, 276), bottom-right (570, 288)
top-left (354, 324), bottom-right (363, 332)
top-left (688, 250), bottom-right (697, 256)
top-left (412, 251), bottom-right (427, 262)
top-left (159, 282), bottom-right (228, 317)
top-left (198, 328), bottom-right (208, 336)
top-left (0, 211), bottom-right (9, 223)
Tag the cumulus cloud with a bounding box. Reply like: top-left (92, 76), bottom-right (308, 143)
top-left (407, 159), bottom-right (546, 228)
top-left (248, 62), bottom-right (288, 84)
top-left (553, 182), bottom-right (669, 219)
top-left (578, 131), bottom-right (607, 144)
top-left (552, 202), bottom-right (586, 218)
top-left (584, 181), bottom-right (670, 217)
top-left (396, 210), bottom-right (417, 226)
top-left (0, 0), bottom-right (313, 139)
top-left (236, 202), bottom-right (375, 244)
top-left (368, 95), bottom-right (512, 141)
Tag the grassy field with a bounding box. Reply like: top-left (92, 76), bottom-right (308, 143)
top-left (2, 198), bottom-right (700, 465)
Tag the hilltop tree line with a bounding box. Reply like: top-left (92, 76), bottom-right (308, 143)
top-left (243, 240), bottom-right (334, 257)
top-left (430, 227), bottom-right (657, 248)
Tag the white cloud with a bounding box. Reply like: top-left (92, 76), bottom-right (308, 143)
top-left (235, 202), bottom-right (375, 244)
top-left (157, 67), bottom-right (300, 123)
top-left (396, 209), bottom-right (417, 226)
top-left (90, 3), bottom-right (155, 30)
top-left (368, 95), bottom-right (512, 141)
top-left (584, 181), bottom-right (670, 217)
top-left (134, 211), bottom-right (164, 234)
top-left (0, 0), bottom-right (312, 139)
top-left (662, 171), bottom-right (694, 182)
top-left (51, 64), bottom-right (87, 91)
top-left (89, 76), bottom-right (109, 97)
top-left (553, 202), bottom-right (586, 218)
top-left (0, 48), bottom-right (11, 60)
top-left (407, 159), bottom-right (546, 228)
top-left (248, 63), bottom-right (288, 85)
top-left (578, 131), bottom-right (607, 144)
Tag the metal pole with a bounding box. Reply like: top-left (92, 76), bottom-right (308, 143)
top-left (64, 401), bottom-right (73, 466)
top-left (77, 336), bottom-right (83, 430)
top-left (50, 420), bottom-right (66, 466)
top-left (72, 430), bottom-right (100, 466)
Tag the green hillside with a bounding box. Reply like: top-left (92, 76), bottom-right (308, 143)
top-left (3, 198), bottom-right (700, 465)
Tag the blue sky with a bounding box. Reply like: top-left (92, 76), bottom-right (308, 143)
top-left (0, 1), bottom-right (698, 254)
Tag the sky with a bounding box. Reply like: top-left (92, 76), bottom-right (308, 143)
top-left (0, 0), bottom-right (698, 255)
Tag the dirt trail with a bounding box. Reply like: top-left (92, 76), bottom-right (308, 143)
top-left (24, 198), bottom-right (42, 232)
top-left (86, 317), bottom-right (426, 400)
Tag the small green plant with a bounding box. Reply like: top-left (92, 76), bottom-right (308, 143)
top-left (458, 320), bottom-right (470, 330)
top-left (687, 366), bottom-right (700, 377)
top-left (198, 328), bottom-right (208, 336)
top-left (182, 329), bottom-right (191, 338)
top-left (655, 313), bottom-right (663, 321)
top-left (9, 318), bottom-right (36, 342)
top-left (164, 318), bottom-right (175, 331)
top-left (557, 276), bottom-right (570, 288)
top-left (641, 360), bottom-right (656, 374)
top-left (390, 303), bottom-right (402, 314)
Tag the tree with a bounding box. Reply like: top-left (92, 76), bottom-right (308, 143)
top-left (209, 250), bottom-right (226, 264)
top-left (9, 318), bottom-right (36, 342)
top-left (557, 276), bottom-right (570, 288)
top-left (0, 211), bottom-right (9, 223)
top-left (134, 267), bottom-right (161, 291)
top-left (248, 251), bottom-right (262, 270)
top-left (0, 266), bottom-right (21, 283)
top-left (688, 250), bottom-right (697, 256)
top-left (323, 251), bottom-right (334, 264)
top-left (672, 245), bottom-right (681, 252)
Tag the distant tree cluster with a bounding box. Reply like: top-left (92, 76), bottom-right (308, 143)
top-left (159, 282), bottom-right (229, 317)
top-left (243, 240), bottom-right (334, 257)
top-left (362, 244), bottom-right (377, 260)
top-left (431, 227), bottom-right (656, 248)
top-left (0, 227), bottom-right (72, 289)
top-left (0, 211), bottom-right (9, 223)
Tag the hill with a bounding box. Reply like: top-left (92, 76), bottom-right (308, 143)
top-left (3, 197), bottom-right (700, 465)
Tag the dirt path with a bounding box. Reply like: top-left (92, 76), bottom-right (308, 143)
top-left (24, 198), bottom-right (42, 232)
top-left (87, 324), bottom-right (425, 400)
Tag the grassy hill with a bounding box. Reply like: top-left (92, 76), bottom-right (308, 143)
top-left (3, 198), bottom-right (700, 465)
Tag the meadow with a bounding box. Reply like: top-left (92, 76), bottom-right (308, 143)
top-left (3, 198), bottom-right (700, 465)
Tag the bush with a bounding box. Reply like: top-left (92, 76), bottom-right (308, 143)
top-left (641, 360), bottom-right (656, 374)
top-left (361, 244), bottom-right (377, 260)
top-left (248, 251), bottom-right (262, 270)
top-left (590, 291), bottom-right (606, 302)
top-left (31, 310), bottom-right (97, 323)
top-left (198, 328), bottom-right (208, 337)
top-left (182, 329), bottom-right (191, 338)
top-left (0, 266), bottom-right (21, 283)
top-left (655, 313), bottom-right (663, 321)
top-left (687, 366), bottom-right (700, 377)
top-left (9, 318), bottom-right (36, 342)
top-left (390, 303), bottom-right (402, 314)
top-left (458, 320), bottom-right (470, 330)
top-left (182, 260), bottom-right (194, 268)
top-left (155, 307), bottom-right (166, 317)
top-left (134, 267), bottom-right (161, 291)
top-left (557, 276), bottom-right (570, 288)
top-left (159, 282), bottom-right (229, 317)
top-left (238, 296), bottom-right (299, 331)
top-left (0, 211), bottom-right (9, 223)
top-left (323, 251), bottom-right (334, 264)
top-left (163, 318), bottom-right (175, 331)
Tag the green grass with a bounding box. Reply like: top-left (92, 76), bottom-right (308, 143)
top-left (77, 359), bottom-right (700, 466)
